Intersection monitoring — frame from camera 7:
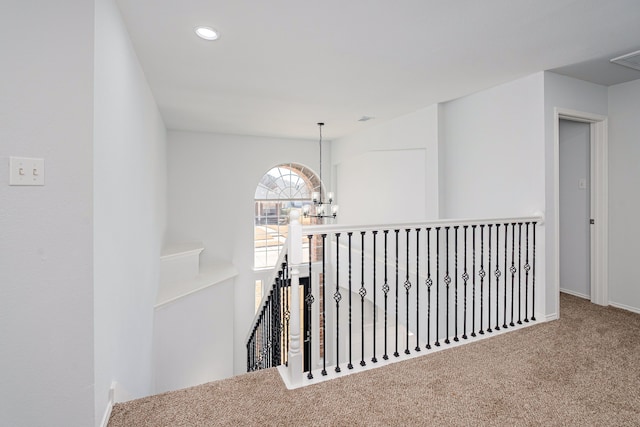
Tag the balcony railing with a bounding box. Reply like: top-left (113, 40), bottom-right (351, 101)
top-left (247, 211), bottom-right (542, 388)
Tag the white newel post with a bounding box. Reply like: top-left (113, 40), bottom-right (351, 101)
top-left (287, 210), bottom-right (303, 386)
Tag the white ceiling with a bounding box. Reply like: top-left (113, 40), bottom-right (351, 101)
top-left (115, 0), bottom-right (640, 141)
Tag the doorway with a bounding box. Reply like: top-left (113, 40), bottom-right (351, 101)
top-left (554, 108), bottom-right (608, 315)
top-left (559, 120), bottom-right (591, 299)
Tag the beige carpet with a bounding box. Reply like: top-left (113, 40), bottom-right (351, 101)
top-left (109, 294), bottom-right (640, 426)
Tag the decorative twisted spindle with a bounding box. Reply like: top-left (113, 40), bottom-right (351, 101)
top-left (404, 229), bottom-right (411, 355)
top-left (348, 232), bottom-right (353, 370)
top-left (360, 232), bottom-right (367, 367)
top-left (372, 231), bottom-right (378, 363)
top-left (444, 227), bottom-right (451, 344)
top-left (334, 233), bottom-right (342, 373)
top-left (462, 226), bottom-right (469, 340)
top-left (510, 223), bottom-right (516, 327)
top-left (524, 223), bottom-right (530, 323)
top-left (531, 222), bottom-right (537, 321)
top-left (503, 223), bottom-right (509, 329)
top-left (426, 228), bottom-right (432, 349)
top-left (518, 223), bottom-right (523, 325)
top-left (415, 228), bottom-right (421, 352)
top-left (383, 230), bottom-right (390, 360)
top-left (454, 226), bottom-right (459, 342)
top-left (479, 225), bottom-right (485, 335)
top-left (435, 227), bottom-right (441, 346)
top-left (494, 224), bottom-right (501, 331)
top-left (394, 229), bottom-right (400, 357)
top-left (487, 224), bottom-right (492, 333)
top-left (471, 225), bottom-right (477, 338)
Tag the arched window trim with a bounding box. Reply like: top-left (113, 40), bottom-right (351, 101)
top-left (254, 163), bottom-right (323, 269)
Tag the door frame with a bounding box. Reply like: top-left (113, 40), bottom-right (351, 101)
top-left (554, 108), bottom-right (608, 311)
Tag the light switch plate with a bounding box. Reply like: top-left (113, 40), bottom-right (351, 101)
top-left (9, 157), bottom-right (45, 186)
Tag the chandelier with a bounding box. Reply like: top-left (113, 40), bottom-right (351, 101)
top-left (303, 123), bottom-right (338, 219)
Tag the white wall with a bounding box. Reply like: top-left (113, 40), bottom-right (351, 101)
top-left (608, 78), bottom-right (640, 312)
top-left (441, 73), bottom-right (547, 318)
top-left (441, 73), bottom-right (546, 219)
top-left (167, 131), bottom-right (326, 374)
top-left (543, 72), bottom-right (608, 317)
top-left (153, 278), bottom-right (234, 393)
top-left (332, 105), bottom-right (441, 225)
top-left (0, 1), bottom-right (95, 426)
top-left (94, 0), bottom-right (167, 423)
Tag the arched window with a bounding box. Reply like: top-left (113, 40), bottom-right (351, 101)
top-left (254, 163), bottom-right (322, 269)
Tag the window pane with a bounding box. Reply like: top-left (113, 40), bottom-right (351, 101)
top-left (254, 164), bottom-right (324, 268)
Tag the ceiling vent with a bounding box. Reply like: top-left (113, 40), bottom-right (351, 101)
top-left (610, 49), bottom-right (640, 71)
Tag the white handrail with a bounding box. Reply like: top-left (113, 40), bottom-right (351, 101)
top-left (300, 213), bottom-right (544, 235)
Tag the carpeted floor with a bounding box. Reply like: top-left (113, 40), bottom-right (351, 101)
top-left (109, 294), bottom-right (640, 426)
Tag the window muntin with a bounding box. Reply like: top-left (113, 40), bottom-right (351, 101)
top-left (254, 164), bottom-right (323, 269)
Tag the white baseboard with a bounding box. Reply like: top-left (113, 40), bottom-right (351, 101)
top-left (545, 312), bottom-right (558, 321)
top-left (99, 383), bottom-right (116, 427)
top-left (559, 288), bottom-right (590, 300)
top-left (609, 301), bottom-right (640, 315)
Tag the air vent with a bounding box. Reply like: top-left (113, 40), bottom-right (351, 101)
top-left (610, 49), bottom-right (640, 71)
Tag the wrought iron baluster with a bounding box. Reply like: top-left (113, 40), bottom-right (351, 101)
top-left (445, 227), bottom-right (451, 344)
top-left (462, 226), bottom-right (469, 340)
top-left (307, 234), bottom-right (314, 379)
top-left (334, 233), bottom-right (342, 373)
top-left (394, 229), bottom-right (400, 357)
top-left (479, 225), bottom-right (485, 335)
top-left (487, 224), bottom-right (493, 333)
top-left (273, 279), bottom-right (280, 364)
top-left (360, 231), bottom-right (367, 367)
top-left (510, 223), bottom-right (516, 327)
top-left (531, 222), bottom-right (537, 321)
top-left (267, 294), bottom-right (272, 367)
top-left (435, 227), bottom-right (441, 346)
top-left (524, 223), bottom-right (530, 323)
top-left (426, 228), bottom-right (432, 349)
top-left (372, 231), bottom-right (378, 363)
top-left (348, 232), bottom-right (353, 369)
top-left (503, 223), bottom-right (508, 329)
top-left (415, 228), bottom-right (421, 352)
top-left (284, 257), bottom-right (290, 366)
top-left (321, 234), bottom-right (327, 376)
top-left (383, 230), bottom-right (390, 360)
top-left (454, 226), bottom-right (459, 342)
top-left (247, 338), bottom-right (252, 371)
top-left (404, 229), bottom-right (412, 355)
top-left (471, 225), bottom-right (476, 338)
top-left (517, 223), bottom-right (523, 325)
top-left (494, 224), bottom-right (501, 331)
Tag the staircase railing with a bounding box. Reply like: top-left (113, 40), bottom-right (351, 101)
top-left (246, 242), bottom-right (289, 372)
top-left (248, 211), bottom-right (543, 389)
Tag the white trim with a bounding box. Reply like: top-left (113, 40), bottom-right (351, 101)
top-left (304, 213), bottom-right (544, 235)
top-left (99, 383), bottom-right (116, 427)
top-left (554, 108), bottom-right (609, 320)
top-left (609, 301), bottom-right (640, 315)
top-left (155, 262), bottom-right (238, 308)
top-left (545, 312), bottom-right (559, 321)
top-left (559, 288), bottom-right (590, 300)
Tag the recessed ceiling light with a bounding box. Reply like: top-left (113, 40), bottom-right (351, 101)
top-left (195, 26), bottom-right (220, 41)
